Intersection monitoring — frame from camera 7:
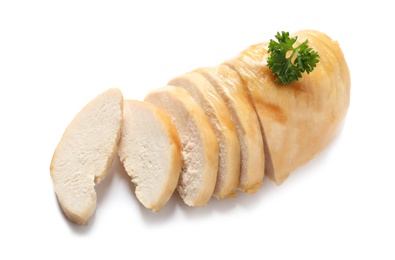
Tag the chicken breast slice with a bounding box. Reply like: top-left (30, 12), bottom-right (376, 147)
top-left (145, 86), bottom-right (219, 206)
top-left (197, 66), bottom-right (265, 194)
top-left (168, 72), bottom-right (240, 199)
top-left (118, 100), bottom-right (182, 211)
top-left (50, 88), bottom-right (123, 225)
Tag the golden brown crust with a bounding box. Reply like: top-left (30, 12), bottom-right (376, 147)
top-left (197, 66), bottom-right (265, 194)
top-left (168, 72), bottom-right (240, 199)
top-left (145, 86), bottom-right (219, 206)
top-left (225, 30), bottom-right (350, 184)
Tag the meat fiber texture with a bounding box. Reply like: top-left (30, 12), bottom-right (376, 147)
top-left (50, 30), bottom-right (350, 224)
top-left (50, 89), bottom-right (123, 225)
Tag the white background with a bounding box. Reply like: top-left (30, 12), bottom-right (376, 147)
top-left (1, 1), bottom-right (394, 259)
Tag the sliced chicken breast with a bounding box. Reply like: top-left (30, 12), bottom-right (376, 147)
top-left (197, 66), bottom-right (265, 194)
top-left (168, 72), bottom-right (240, 199)
top-left (145, 86), bottom-right (219, 206)
top-left (224, 30), bottom-right (351, 184)
top-left (118, 100), bottom-right (182, 211)
top-left (50, 88), bottom-right (123, 225)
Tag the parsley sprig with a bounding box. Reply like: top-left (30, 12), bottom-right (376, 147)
top-left (267, 31), bottom-right (319, 85)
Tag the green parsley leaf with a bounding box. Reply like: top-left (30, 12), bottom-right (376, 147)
top-left (267, 31), bottom-right (320, 85)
